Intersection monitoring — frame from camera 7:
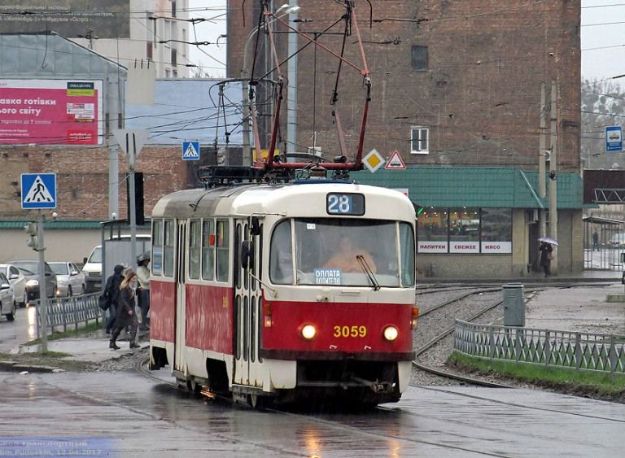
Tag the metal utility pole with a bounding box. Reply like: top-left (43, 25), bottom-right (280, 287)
top-left (286, 0), bottom-right (299, 154)
top-left (549, 80), bottom-right (558, 274)
top-left (538, 82), bottom-right (547, 239)
top-left (36, 213), bottom-right (48, 352)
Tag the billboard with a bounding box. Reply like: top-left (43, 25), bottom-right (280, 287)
top-left (0, 1), bottom-right (130, 38)
top-left (0, 79), bottom-right (104, 145)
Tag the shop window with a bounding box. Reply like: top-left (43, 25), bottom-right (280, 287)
top-left (411, 127), bottom-right (429, 154)
top-left (417, 208), bottom-right (448, 253)
top-left (449, 208), bottom-right (480, 253)
top-left (481, 208), bottom-right (512, 253)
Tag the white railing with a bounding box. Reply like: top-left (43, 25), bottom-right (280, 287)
top-left (454, 320), bottom-right (625, 374)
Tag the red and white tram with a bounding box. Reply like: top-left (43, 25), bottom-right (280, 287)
top-left (149, 175), bottom-right (418, 406)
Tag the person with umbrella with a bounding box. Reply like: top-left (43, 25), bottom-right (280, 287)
top-left (539, 238), bottom-right (555, 278)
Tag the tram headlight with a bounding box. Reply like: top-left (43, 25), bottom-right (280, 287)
top-left (383, 325), bottom-right (399, 342)
top-left (301, 324), bottom-right (317, 340)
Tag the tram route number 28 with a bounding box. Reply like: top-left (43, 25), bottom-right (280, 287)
top-left (326, 193), bottom-right (365, 216)
top-left (333, 325), bottom-right (367, 338)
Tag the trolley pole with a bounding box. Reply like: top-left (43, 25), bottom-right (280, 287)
top-left (37, 211), bottom-right (48, 352)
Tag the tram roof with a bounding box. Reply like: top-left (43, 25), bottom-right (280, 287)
top-left (152, 181), bottom-right (416, 220)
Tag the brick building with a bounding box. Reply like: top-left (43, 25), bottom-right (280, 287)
top-left (227, 1), bottom-right (584, 278)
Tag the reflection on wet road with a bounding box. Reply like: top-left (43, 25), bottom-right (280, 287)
top-left (0, 306), bottom-right (38, 353)
top-left (2, 369), bottom-right (624, 457)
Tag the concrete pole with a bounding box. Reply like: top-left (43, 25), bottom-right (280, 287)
top-left (128, 144), bottom-right (137, 271)
top-left (286, 0), bottom-right (299, 154)
top-left (37, 211), bottom-right (48, 352)
top-left (538, 82), bottom-right (547, 239)
top-left (549, 80), bottom-right (558, 274)
top-left (108, 143), bottom-right (119, 219)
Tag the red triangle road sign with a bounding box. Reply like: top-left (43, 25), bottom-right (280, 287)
top-left (384, 150), bottom-right (406, 169)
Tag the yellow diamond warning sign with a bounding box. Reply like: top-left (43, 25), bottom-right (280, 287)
top-left (363, 148), bottom-right (385, 173)
top-left (384, 150), bottom-right (406, 170)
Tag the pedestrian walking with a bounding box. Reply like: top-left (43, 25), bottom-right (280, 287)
top-left (109, 268), bottom-right (140, 350)
top-left (539, 241), bottom-right (553, 278)
top-left (136, 253), bottom-right (151, 331)
top-left (592, 231), bottom-right (599, 251)
top-left (102, 265), bottom-right (124, 334)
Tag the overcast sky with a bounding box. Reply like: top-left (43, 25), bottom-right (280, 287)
top-left (188, 1), bottom-right (624, 81)
top-left (581, 1), bottom-right (625, 81)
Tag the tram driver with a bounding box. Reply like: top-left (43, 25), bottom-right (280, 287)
top-left (323, 234), bottom-right (377, 273)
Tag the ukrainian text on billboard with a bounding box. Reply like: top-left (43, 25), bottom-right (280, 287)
top-left (0, 1), bottom-right (130, 38)
top-left (0, 79), bottom-right (103, 145)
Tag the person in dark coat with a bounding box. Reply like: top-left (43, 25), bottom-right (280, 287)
top-left (109, 268), bottom-right (139, 350)
top-left (539, 242), bottom-right (553, 278)
top-left (103, 265), bottom-right (124, 334)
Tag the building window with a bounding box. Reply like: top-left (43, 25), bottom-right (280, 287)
top-left (411, 126), bottom-right (429, 154)
top-left (146, 41), bottom-right (153, 59)
top-left (172, 1), bottom-right (177, 17)
top-left (171, 48), bottom-right (177, 66)
top-left (411, 45), bottom-right (428, 70)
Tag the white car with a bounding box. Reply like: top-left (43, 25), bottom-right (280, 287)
top-left (49, 262), bottom-right (86, 297)
top-left (0, 272), bottom-right (16, 321)
top-left (0, 263), bottom-right (27, 307)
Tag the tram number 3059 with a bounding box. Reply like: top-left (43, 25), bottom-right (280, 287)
top-left (333, 325), bottom-right (367, 338)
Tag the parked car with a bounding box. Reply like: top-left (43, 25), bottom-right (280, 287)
top-left (609, 233), bottom-right (625, 248)
top-left (0, 272), bottom-right (16, 321)
top-left (48, 261), bottom-right (86, 297)
top-left (0, 263), bottom-right (27, 307)
top-left (82, 245), bottom-right (102, 293)
top-left (10, 260), bottom-right (57, 303)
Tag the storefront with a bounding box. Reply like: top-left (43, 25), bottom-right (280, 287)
top-left (354, 166), bottom-right (584, 279)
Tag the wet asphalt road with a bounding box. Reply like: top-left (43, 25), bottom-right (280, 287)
top-left (0, 306), bottom-right (37, 353)
top-left (2, 368), bottom-right (624, 457)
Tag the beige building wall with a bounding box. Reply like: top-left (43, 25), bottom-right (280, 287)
top-left (0, 230), bottom-right (101, 265)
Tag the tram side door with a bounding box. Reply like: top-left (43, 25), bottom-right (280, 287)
top-left (233, 218), bottom-right (263, 387)
top-left (174, 221), bottom-right (187, 372)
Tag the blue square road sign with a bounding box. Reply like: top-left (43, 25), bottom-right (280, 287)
top-left (21, 173), bottom-right (57, 209)
top-left (182, 141), bottom-right (201, 161)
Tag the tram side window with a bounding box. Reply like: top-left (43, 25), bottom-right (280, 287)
top-left (269, 220), bottom-right (293, 284)
top-left (399, 222), bottom-right (415, 286)
top-left (163, 220), bottom-right (175, 277)
top-left (202, 219), bottom-right (215, 281)
top-left (152, 220), bottom-right (163, 276)
top-left (216, 219), bottom-right (229, 282)
top-left (189, 220), bottom-right (201, 279)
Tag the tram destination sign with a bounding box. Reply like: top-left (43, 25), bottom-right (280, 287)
top-left (326, 193), bottom-right (365, 216)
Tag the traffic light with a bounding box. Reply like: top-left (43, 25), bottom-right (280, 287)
top-left (24, 222), bottom-right (39, 251)
top-left (126, 172), bottom-right (145, 225)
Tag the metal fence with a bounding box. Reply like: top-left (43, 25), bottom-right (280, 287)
top-left (34, 293), bottom-right (102, 337)
top-left (454, 320), bottom-right (625, 374)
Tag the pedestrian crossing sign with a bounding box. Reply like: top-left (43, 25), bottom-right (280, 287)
top-left (21, 173), bottom-right (57, 209)
top-left (182, 141), bottom-right (201, 161)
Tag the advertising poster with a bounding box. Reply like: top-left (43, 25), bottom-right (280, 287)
top-left (0, 79), bottom-right (103, 145)
top-left (0, 1), bottom-right (130, 38)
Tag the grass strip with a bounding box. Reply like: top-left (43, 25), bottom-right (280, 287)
top-left (449, 351), bottom-right (625, 397)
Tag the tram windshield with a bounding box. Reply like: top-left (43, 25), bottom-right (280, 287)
top-left (270, 218), bottom-right (415, 287)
